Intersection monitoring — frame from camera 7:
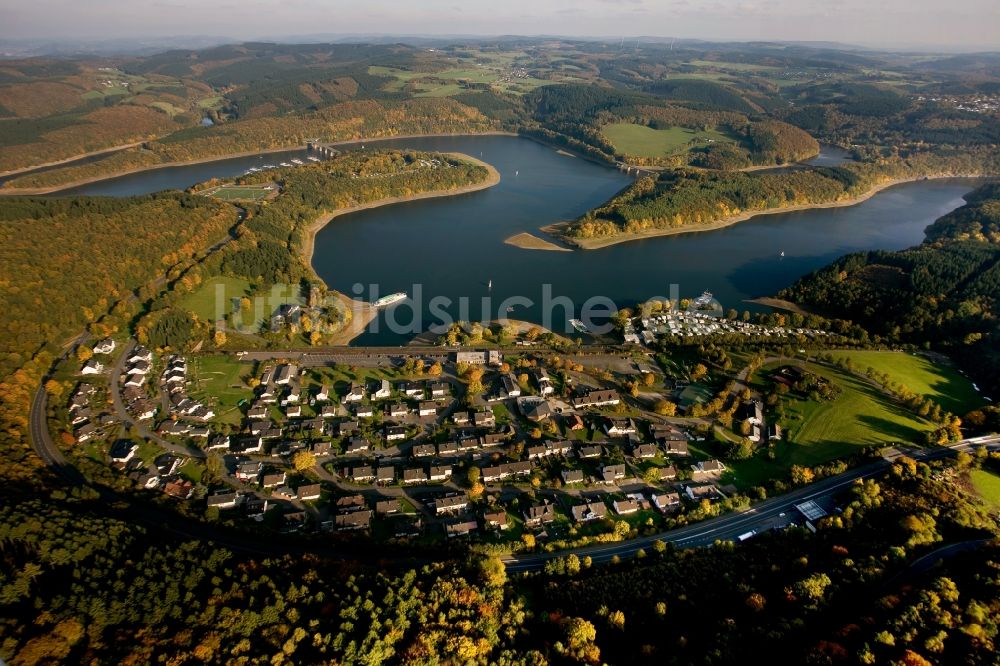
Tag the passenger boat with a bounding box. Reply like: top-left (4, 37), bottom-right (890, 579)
top-left (569, 318), bottom-right (590, 333)
top-left (372, 292), bottom-right (407, 308)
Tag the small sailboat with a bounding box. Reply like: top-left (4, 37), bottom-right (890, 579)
top-left (488, 279), bottom-right (493, 290)
top-left (780, 250), bottom-right (785, 257)
top-left (515, 170), bottom-right (519, 176)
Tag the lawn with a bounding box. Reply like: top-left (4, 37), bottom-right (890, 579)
top-left (178, 276), bottom-right (252, 323)
top-left (827, 351), bottom-right (984, 416)
top-left (601, 122), bottom-right (735, 158)
top-left (727, 362), bottom-right (932, 488)
top-left (187, 354), bottom-right (255, 425)
top-left (203, 184), bottom-right (275, 202)
top-left (969, 469), bottom-right (1000, 510)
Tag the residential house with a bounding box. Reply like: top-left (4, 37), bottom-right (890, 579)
top-left (601, 464), bottom-right (626, 484)
top-left (767, 424), bottom-right (783, 441)
top-left (444, 519), bottom-right (479, 538)
top-left (236, 461), bottom-right (263, 482)
top-left (534, 368), bottom-right (554, 395)
top-left (523, 501), bottom-right (557, 527)
top-left (604, 417), bottom-right (636, 437)
top-left (297, 484), bottom-right (322, 501)
top-left (662, 439), bottom-right (690, 456)
top-left (335, 494), bottom-right (366, 512)
top-left (561, 468), bottom-right (585, 484)
top-left (321, 404), bottom-right (340, 419)
top-left (481, 461), bottom-right (533, 483)
top-left (376, 467), bottom-right (395, 485)
top-left (354, 404), bottom-right (374, 419)
top-left (402, 468), bottom-right (429, 485)
top-left (613, 498), bottom-right (640, 515)
top-left (81, 359), bottom-right (104, 375)
top-left (501, 374), bottom-right (521, 398)
top-left (109, 440), bottom-right (136, 464)
top-left (572, 389), bottom-right (621, 409)
top-left (387, 403), bottom-right (408, 418)
top-left (455, 351), bottom-right (488, 365)
top-left (248, 406), bottom-right (269, 420)
top-left (335, 510), bottom-right (373, 531)
top-left (633, 443), bottom-right (659, 459)
top-left (286, 405), bottom-right (302, 419)
top-left (262, 472), bottom-right (287, 488)
top-left (207, 492), bottom-right (241, 510)
top-left (274, 364), bottom-right (298, 386)
top-left (571, 501), bottom-right (608, 522)
top-left (472, 408), bottom-right (495, 428)
top-left (400, 381), bottom-right (424, 397)
top-left (350, 466), bottom-right (375, 483)
top-left (346, 437), bottom-right (371, 455)
top-left (418, 401), bottom-right (437, 417)
top-left (522, 399), bottom-right (552, 422)
top-left (93, 338), bottom-right (116, 355)
top-left (315, 385), bottom-right (330, 402)
top-left (690, 459), bottom-right (726, 481)
top-left (483, 510), bottom-right (510, 530)
top-left (452, 411), bottom-right (470, 425)
top-left (411, 443), bottom-right (436, 458)
top-left (163, 479), bottom-right (194, 500)
top-left (341, 382), bottom-right (364, 403)
top-left (385, 425), bottom-right (407, 442)
top-left (437, 441), bottom-right (459, 456)
top-left (434, 494), bottom-right (469, 515)
top-left (527, 440), bottom-right (574, 460)
top-left (376, 499), bottom-right (401, 515)
top-left (428, 465), bottom-right (452, 482)
top-left (230, 437), bottom-right (263, 455)
top-left (333, 420), bottom-right (359, 438)
top-left (657, 465), bottom-right (678, 481)
top-left (578, 445), bottom-right (603, 459)
top-left (651, 491), bottom-right (682, 512)
top-left (565, 414), bottom-right (585, 431)
top-left (128, 347), bottom-right (152, 363)
top-left (371, 379), bottom-right (392, 400)
top-left (685, 483), bottom-right (722, 501)
top-left (428, 381), bottom-right (448, 398)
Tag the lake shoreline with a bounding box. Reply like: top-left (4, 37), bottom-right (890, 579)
top-left (0, 131), bottom-right (517, 195)
top-left (557, 174), bottom-right (989, 250)
top-left (504, 232), bottom-right (573, 252)
top-left (301, 154), bottom-right (501, 343)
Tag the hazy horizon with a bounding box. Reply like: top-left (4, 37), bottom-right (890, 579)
top-left (2, 0), bottom-right (999, 51)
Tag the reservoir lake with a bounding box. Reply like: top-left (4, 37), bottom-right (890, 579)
top-left (54, 135), bottom-right (978, 345)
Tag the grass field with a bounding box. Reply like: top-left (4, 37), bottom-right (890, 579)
top-left (601, 122), bottom-right (735, 158)
top-left (203, 184), bottom-right (275, 202)
top-left (969, 469), bottom-right (1000, 510)
top-left (187, 354), bottom-right (256, 425)
top-left (827, 351), bottom-right (984, 416)
top-left (369, 65), bottom-right (555, 97)
top-left (729, 362), bottom-right (931, 488)
top-left (178, 276), bottom-right (252, 323)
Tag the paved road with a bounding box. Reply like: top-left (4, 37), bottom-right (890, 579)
top-left (501, 436), bottom-right (1000, 572)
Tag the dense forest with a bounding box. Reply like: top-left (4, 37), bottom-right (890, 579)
top-left (781, 183), bottom-right (1000, 396)
top-left (566, 149), bottom-right (1000, 240)
top-left (3, 98), bottom-right (498, 190)
top-left (134, 150), bottom-right (493, 349)
top-left (1, 451), bottom-right (996, 664)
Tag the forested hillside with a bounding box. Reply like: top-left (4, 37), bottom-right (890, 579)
top-left (566, 150), bottom-right (999, 241)
top-left (781, 183), bottom-right (1000, 396)
top-left (0, 194), bottom-right (238, 484)
top-left (1, 452), bottom-right (996, 664)
top-left (4, 98), bottom-right (498, 190)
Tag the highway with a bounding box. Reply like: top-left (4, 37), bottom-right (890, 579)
top-left (501, 436), bottom-right (1000, 572)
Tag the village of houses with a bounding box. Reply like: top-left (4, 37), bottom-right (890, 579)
top-left (64, 336), bottom-right (775, 546)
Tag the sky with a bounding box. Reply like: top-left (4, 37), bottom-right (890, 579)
top-left (2, 0), bottom-right (999, 49)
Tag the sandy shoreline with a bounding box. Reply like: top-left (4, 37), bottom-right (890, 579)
top-left (504, 232), bottom-right (573, 252)
top-left (1, 131), bottom-right (516, 195)
top-left (560, 174), bottom-right (988, 250)
top-left (299, 154), bottom-right (500, 344)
